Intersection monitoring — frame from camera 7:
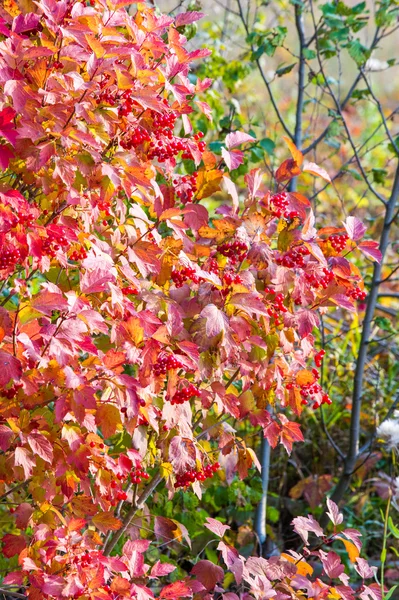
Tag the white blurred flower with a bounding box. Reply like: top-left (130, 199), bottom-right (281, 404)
top-left (364, 58), bottom-right (389, 72)
top-left (376, 419), bottom-right (399, 450)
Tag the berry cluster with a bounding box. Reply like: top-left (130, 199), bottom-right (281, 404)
top-left (42, 229), bottom-right (69, 258)
top-left (223, 271), bottom-right (243, 286)
top-left (217, 240), bottom-right (248, 265)
top-left (175, 172), bottom-right (198, 204)
top-left (329, 233), bottom-right (349, 252)
top-left (46, 60), bottom-right (64, 71)
top-left (151, 108), bottom-right (177, 133)
top-left (205, 258), bottom-right (219, 275)
top-left (171, 266), bottom-right (202, 287)
top-left (69, 246), bottom-right (87, 261)
top-left (287, 372), bottom-right (331, 409)
top-left (10, 212), bottom-right (36, 229)
top-left (346, 287), bottom-right (367, 301)
top-left (120, 127), bottom-right (151, 150)
top-left (270, 192), bottom-right (289, 217)
top-left (170, 383), bottom-right (200, 405)
top-left (153, 354), bottom-right (184, 375)
top-left (122, 286), bottom-right (139, 296)
top-left (265, 290), bottom-right (287, 326)
top-left (130, 465), bottom-right (150, 484)
top-left (96, 89), bottom-right (117, 106)
top-left (305, 268), bottom-right (335, 290)
top-left (148, 137), bottom-right (188, 163)
top-left (174, 462), bottom-right (220, 488)
top-left (276, 245), bottom-right (310, 269)
top-left (118, 89), bottom-right (140, 116)
top-left (314, 349), bottom-right (325, 368)
top-left (0, 245), bottom-right (22, 271)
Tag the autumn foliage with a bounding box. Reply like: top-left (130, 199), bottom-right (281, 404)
top-left (0, 1), bottom-right (383, 598)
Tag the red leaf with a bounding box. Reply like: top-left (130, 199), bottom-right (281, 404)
top-left (175, 11), bottom-right (204, 26)
top-left (0, 424), bottom-right (14, 451)
top-left (358, 240), bottom-right (382, 263)
top-left (343, 216), bottom-right (366, 241)
top-left (2, 533), bottom-right (26, 558)
top-left (169, 436), bottom-right (196, 473)
top-left (27, 432), bottom-right (53, 463)
top-left (275, 158), bottom-right (301, 182)
top-left (191, 560), bottom-right (224, 591)
top-left (204, 517), bottom-right (230, 538)
top-left (278, 414), bottom-right (304, 454)
top-left (221, 148), bottom-right (244, 171)
top-left (326, 498), bottom-right (343, 526)
top-left (0, 350), bottom-right (22, 386)
top-left (31, 291), bottom-right (68, 316)
top-left (0, 307), bottom-right (12, 342)
top-left (225, 131), bottom-right (255, 150)
top-left (292, 514), bottom-right (324, 544)
top-left (321, 551), bottom-right (344, 579)
top-left (160, 581), bottom-right (192, 599)
top-left (199, 304), bottom-right (228, 337)
top-left (14, 447), bottom-right (35, 479)
top-left (150, 561), bottom-right (176, 577)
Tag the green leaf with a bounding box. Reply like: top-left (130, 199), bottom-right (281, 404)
top-left (276, 62), bottom-right (296, 77)
top-left (209, 141), bottom-right (223, 155)
top-left (266, 506), bottom-right (280, 523)
top-left (303, 48), bottom-right (316, 60)
top-left (385, 585), bottom-right (398, 600)
top-left (259, 138), bottom-right (276, 154)
top-left (375, 316), bottom-right (393, 332)
top-left (347, 39), bottom-right (370, 66)
top-left (372, 168), bottom-right (387, 184)
top-left (388, 516), bottom-right (399, 539)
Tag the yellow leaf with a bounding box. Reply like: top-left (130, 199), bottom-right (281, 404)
top-left (115, 68), bottom-right (135, 90)
top-left (92, 511), bottom-right (122, 535)
top-left (160, 462), bottom-right (173, 479)
top-left (337, 537), bottom-right (360, 563)
top-left (3, 0), bottom-right (20, 16)
top-left (282, 135), bottom-right (303, 167)
top-left (29, 59), bottom-right (48, 89)
top-left (85, 35), bottom-right (106, 58)
top-left (281, 553), bottom-right (313, 576)
top-left (196, 169), bottom-right (223, 200)
top-left (198, 218), bottom-right (236, 244)
top-left (123, 317), bottom-right (144, 346)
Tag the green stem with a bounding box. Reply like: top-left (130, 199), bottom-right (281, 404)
top-left (381, 490), bottom-right (391, 597)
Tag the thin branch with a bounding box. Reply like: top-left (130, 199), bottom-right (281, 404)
top-left (236, 0), bottom-right (294, 140)
top-left (309, 3), bottom-right (386, 205)
top-left (302, 28), bottom-right (381, 155)
top-left (288, 2), bottom-right (306, 193)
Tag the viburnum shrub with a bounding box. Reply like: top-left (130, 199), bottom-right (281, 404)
top-left (0, 1), bottom-right (383, 598)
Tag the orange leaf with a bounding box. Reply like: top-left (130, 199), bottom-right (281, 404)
top-left (337, 537), bottom-right (360, 563)
top-left (282, 136), bottom-right (303, 166)
top-left (85, 35), bottom-right (106, 58)
top-left (275, 158), bottom-right (301, 183)
top-left (295, 369), bottom-right (315, 387)
top-left (96, 404), bottom-right (122, 439)
top-left (92, 512), bottom-right (122, 535)
top-left (196, 169), bottom-right (223, 200)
